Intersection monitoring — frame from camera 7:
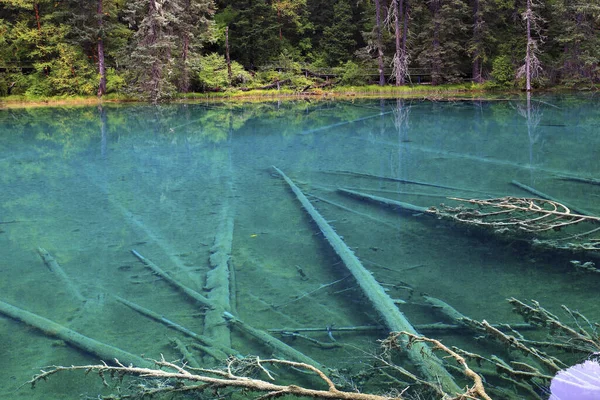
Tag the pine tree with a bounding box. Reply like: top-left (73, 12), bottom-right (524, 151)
top-left (320, 0), bottom-right (356, 65)
top-left (549, 0), bottom-right (600, 85)
top-left (121, 0), bottom-right (213, 102)
top-left (216, 0), bottom-right (280, 68)
top-left (176, 0), bottom-right (215, 92)
top-left (374, 0), bottom-right (386, 85)
top-left (414, 0), bottom-right (470, 85)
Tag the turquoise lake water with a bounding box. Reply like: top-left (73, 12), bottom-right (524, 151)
top-left (1, 95), bottom-right (599, 399)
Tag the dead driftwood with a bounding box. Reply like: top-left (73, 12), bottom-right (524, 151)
top-left (268, 322), bottom-right (536, 335)
top-left (113, 295), bottom-right (235, 360)
top-left (130, 250), bottom-right (319, 367)
top-left (0, 299), bottom-right (152, 367)
top-left (37, 247), bottom-right (85, 303)
top-left (340, 189), bottom-right (600, 254)
top-left (511, 180), bottom-right (595, 217)
top-left (223, 312), bottom-right (323, 369)
top-left (337, 188), bottom-right (430, 214)
top-left (272, 166), bottom-right (462, 395)
top-left (131, 249), bottom-right (213, 309)
top-left (204, 203), bottom-right (235, 350)
top-left (29, 357), bottom-right (399, 400)
top-left (556, 175), bottom-right (600, 186)
top-left (322, 169), bottom-right (484, 194)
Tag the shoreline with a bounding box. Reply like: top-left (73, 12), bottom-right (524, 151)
top-left (0, 86), bottom-right (590, 109)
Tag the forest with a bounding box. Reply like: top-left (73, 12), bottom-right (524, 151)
top-left (0, 0), bottom-right (599, 102)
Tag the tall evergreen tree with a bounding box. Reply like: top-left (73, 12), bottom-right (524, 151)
top-left (549, 0), bottom-right (600, 84)
top-left (216, 0), bottom-right (280, 67)
top-left (122, 0), bottom-right (213, 102)
top-left (414, 0), bottom-right (470, 84)
top-left (176, 0), bottom-right (215, 92)
top-left (320, 0), bottom-right (356, 65)
top-left (374, 0), bottom-right (386, 85)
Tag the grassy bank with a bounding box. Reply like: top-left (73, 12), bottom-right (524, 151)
top-left (0, 83), bottom-right (563, 108)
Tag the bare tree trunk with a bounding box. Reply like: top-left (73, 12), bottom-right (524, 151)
top-left (148, 0), bottom-right (161, 102)
top-left (525, 0), bottom-right (531, 91)
top-left (430, 0), bottom-right (441, 85)
top-left (394, 0), bottom-right (401, 85)
top-left (401, 0), bottom-right (409, 84)
top-left (374, 0), bottom-right (385, 85)
top-left (226, 26), bottom-right (232, 82)
top-left (34, 3), bottom-right (41, 32)
top-left (471, 0), bottom-right (483, 83)
top-left (97, 0), bottom-right (107, 96)
top-left (179, 32), bottom-right (190, 92)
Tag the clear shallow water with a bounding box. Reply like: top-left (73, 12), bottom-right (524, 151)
top-left (1, 95), bottom-right (599, 399)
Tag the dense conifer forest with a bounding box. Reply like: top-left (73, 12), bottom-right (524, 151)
top-left (1, 0), bottom-right (599, 102)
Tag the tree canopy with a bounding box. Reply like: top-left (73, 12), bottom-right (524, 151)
top-left (1, 0), bottom-right (599, 101)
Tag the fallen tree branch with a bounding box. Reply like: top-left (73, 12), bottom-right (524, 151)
top-left (272, 166), bottom-right (461, 395)
top-left (37, 247), bottom-right (86, 303)
top-left (29, 356), bottom-right (399, 400)
top-left (383, 332), bottom-right (492, 400)
top-left (0, 299), bottom-right (151, 368)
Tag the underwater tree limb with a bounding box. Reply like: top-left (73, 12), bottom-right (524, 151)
top-left (130, 249), bottom-right (214, 309)
top-left (171, 337), bottom-right (201, 368)
top-left (0, 299), bottom-right (152, 367)
top-left (131, 250), bottom-right (321, 365)
top-left (268, 322), bottom-right (536, 335)
top-left (204, 202), bottom-right (235, 349)
top-left (321, 170), bottom-right (481, 193)
top-left (37, 247), bottom-right (86, 303)
top-left (28, 356), bottom-right (400, 400)
top-left (383, 332), bottom-right (492, 400)
top-left (112, 295), bottom-right (235, 360)
top-left (272, 166), bottom-right (462, 395)
top-left (462, 318), bottom-right (565, 372)
top-left (556, 175), bottom-right (600, 186)
top-left (337, 188), bottom-right (431, 214)
top-left (223, 312), bottom-right (323, 368)
top-left (511, 180), bottom-right (595, 216)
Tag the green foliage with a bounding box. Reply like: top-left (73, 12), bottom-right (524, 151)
top-left (106, 68), bottom-right (126, 93)
top-left (490, 55), bottom-right (515, 87)
top-left (192, 53), bottom-right (252, 91)
top-left (320, 0), bottom-right (356, 66)
top-left (337, 61), bottom-right (368, 86)
top-left (2, 0), bottom-right (600, 99)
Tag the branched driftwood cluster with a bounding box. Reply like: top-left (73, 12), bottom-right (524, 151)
top-left (29, 356), bottom-right (396, 400)
top-left (430, 196), bottom-right (600, 252)
top-left (30, 330), bottom-right (503, 400)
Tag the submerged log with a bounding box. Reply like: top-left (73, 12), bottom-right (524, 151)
top-left (272, 166), bottom-right (461, 395)
top-left (511, 180), bottom-right (595, 217)
top-left (113, 295), bottom-right (235, 360)
top-left (337, 188), bottom-right (431, 214)
top-left (223, 312), bottom-right (322, 369)
top-left (37, 247), bottom-right (86, 303)
top-left (204, 203), bottom-right (235, 350)
top-left (322, 169), bottom-right (482, 193)
top-left (131, 249), bottom-right (213, 309)
top-left (556, 175), bottom-right (600, 186)
top-left (0, 299), bottom-right (151, 367)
